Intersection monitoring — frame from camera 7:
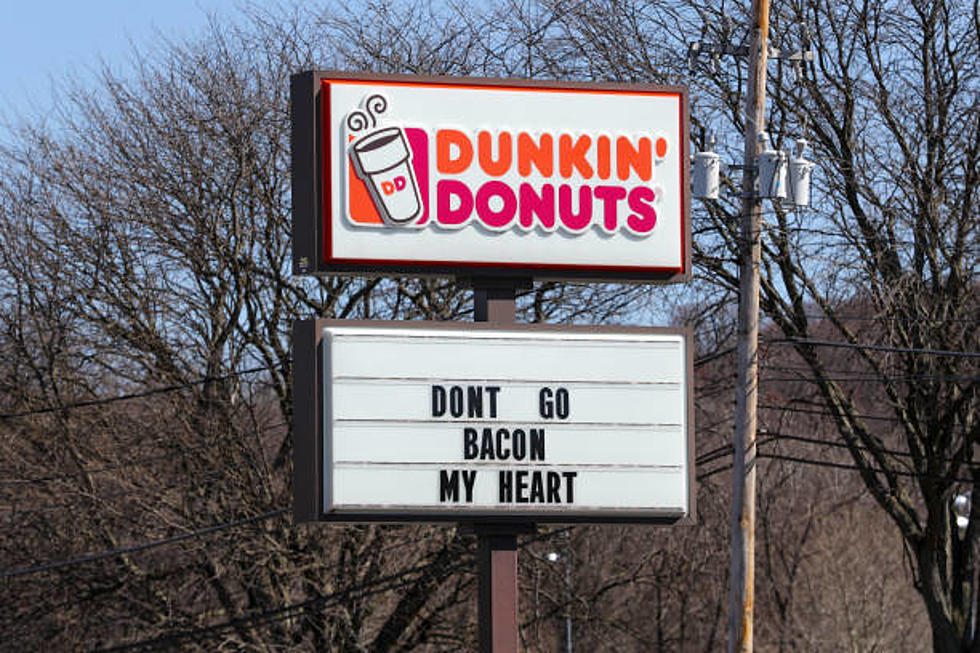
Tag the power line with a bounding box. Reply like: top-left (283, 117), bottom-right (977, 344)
top-left (15, 532), bottom-right (430, 631)
top-left (761, 373), bottom-right (979, 383)
top-left (693, 429), bottom-right (980, 482)
top-left (98, 558), bottom-right (465, 652)
top-left (0, 363), bottom-right (283, 421)
top-left (11, 519), bottom-right (563, 642)
top-left (691, 337), bottom-right (978, 365)
top-left (697, 443), bottom-right (734, 466)
top-left (761, 429), bottom-right (980, 469)
top-left (758, 403), bottom-right (901, 423)
top-left (99, 524), bottom-right (594, 651)
top-left (697, 443), bottom-right (976, 483)
top-left (757, 451), bottom-right (976, 483)
top-left (1, 336), bottom-right (970, 423)
top-left (6, 429), bottom-right (729, 578)
top-left (698, 462), bottom-right (733, 481)
top-left (803, 312), bottom-right (977, 325)
top-left (0, 421), bottom-right (287, 486)
top-left (0, 508), bottom-right (287, 579)
top-left (767, 337), bottom-right (980, 359)
top-left (1, 495), bottom-right (574, 583)
top-left (694, 346), bottom-right (736, 367)
top-left (0, 340), bottom-right (743, 424)
top-left (0, 469), bottom-right (233, 519)
top-left (103, 528), bottom-right (572, 651)
top-left (759, 364), bottom-right (980, 383)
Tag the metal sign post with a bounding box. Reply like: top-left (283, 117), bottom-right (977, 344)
top-left (469, 279), bottom-right (534, 653)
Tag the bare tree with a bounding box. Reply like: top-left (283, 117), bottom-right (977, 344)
top-left (3, 0), bottom-right (972, 649)
top-left (691, 0), bottom-right (978, 649)
top-left (528, 0), bottom-right (977, 649)
top-left (0, 2), bottom-right (658, 650)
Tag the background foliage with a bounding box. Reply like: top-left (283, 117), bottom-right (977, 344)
top-left (1, 1), bottom-right (975, 649)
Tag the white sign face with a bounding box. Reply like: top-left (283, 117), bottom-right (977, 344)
top-left (314, 75), bottom-right (690, 280)
top-left (321, 324), bottom-right (692, 520)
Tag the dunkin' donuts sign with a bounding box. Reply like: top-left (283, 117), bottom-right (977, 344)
top-left (291, 72), bottom-right (690, 281)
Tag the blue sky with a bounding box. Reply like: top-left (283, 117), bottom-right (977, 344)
top-left (0, 0), bottom-right (245, 138)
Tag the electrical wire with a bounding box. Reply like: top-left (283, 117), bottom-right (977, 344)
top-left (97, 521), bottom-right (631, 651)
top-left (758, 365), bottom-right (980, 384)
top-left (3, 431), bottom-right (755, 584)
top-left (803, 312), bottom-right (977, 325)
top-left (1, 468), bottom-right (232, 518)
top-left (694, 346), bottom-right (736, 367)
top-left (0, 508), bottom-right (287, 579)
top-left (97, 558), bottom-right (469, 652)
top-left (694, 442), bottom-right (976, 483)
top-left (3, 332), bottom-right (971, 586)
top-left (760, 373), bottom-right (979, 383)
top-left (0, 339), bottom-right (746, 424)
top-left (3, 334), bottom-right (966, 424)
top-left (0, 421), bottom-right (287, 486)
top-left (697, 443), bottom-right (734, 466)
top-left (766, 337), bottom-right (980, 359)
top-left (6, 428), bottom-right (962, 647)
top-left (697, 462), bottom-right (733, 481)
top-left (2, 492), bottom-right (575, 582)
top-left (98, 524), bottom-right (571, 651)
top-left (757, 451), bottom-right (976, 483)
top-left (693, 423), bottom-right (980, 481)
top-left (758, 402), bottom-right (901, 423)
top-left (761, 429), bottom-right (980, 469)
top-left (0, 362), bottom-right (284, 421)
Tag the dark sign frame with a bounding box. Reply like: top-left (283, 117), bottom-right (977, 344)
top-left (290, 70), bottom-right (692, 283)
top-left (293, 318), bottom-right (696, 525)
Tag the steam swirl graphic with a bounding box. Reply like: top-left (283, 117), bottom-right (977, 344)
top-left (346, 111), bottom-right (371, 132)
top-left (364, 94), bottom-right (387, 120)
top-left (346, 94), bottom-right (389, 133)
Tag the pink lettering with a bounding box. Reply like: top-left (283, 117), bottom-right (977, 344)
top-left (558, 185), bottom-right (592, 232)
top-left (593, 185), bottom-right (627, 232)
top-left (436, 179), bottom-right (474, 226)
top-left (475, 181), bottom-right (517, 229)
top-left (627, 187), bottom-right (657, 234)
top-left (519, 183), bottom-right (555, 230)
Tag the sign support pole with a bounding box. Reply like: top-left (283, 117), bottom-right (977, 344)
top-left (469, 278), bottom-right (535, 653)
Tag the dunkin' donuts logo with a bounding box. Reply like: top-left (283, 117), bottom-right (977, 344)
top-left (346, 95), bottom-right (426, 225)
top-left (346, 94), bottom-right (669, 236)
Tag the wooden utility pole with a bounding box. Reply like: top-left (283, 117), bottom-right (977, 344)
top-left (728, 0), bottom-right (770, 651)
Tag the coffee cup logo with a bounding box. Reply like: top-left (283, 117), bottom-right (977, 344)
top-left (347, 95), bottom-right (423, 225)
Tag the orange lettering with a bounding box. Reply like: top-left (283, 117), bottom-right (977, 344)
top-left (517, 132), bottom-right (553, 177)
top-left (478, 131), bottom-right (512, 176)
top-left (437, 129), bottom-right (473, 174)
top-left (559, 134), bottom-right (594, 179)
top-left (616, 136), bottom-right (651, 181)
top-left (596, 135), bottom-right (611, 180)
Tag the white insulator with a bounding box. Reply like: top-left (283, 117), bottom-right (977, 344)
top-left (756, 132), bottom-right (787, 200)
top-left (787, 139), bottom-right (815, 207)
top-left (693, 151), bottom-right (720, 200)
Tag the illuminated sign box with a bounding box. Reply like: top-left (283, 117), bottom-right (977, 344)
top-left (291, 72), bottom-right (691, 282)
top-left (293, 320), bottom-right (695, 523)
